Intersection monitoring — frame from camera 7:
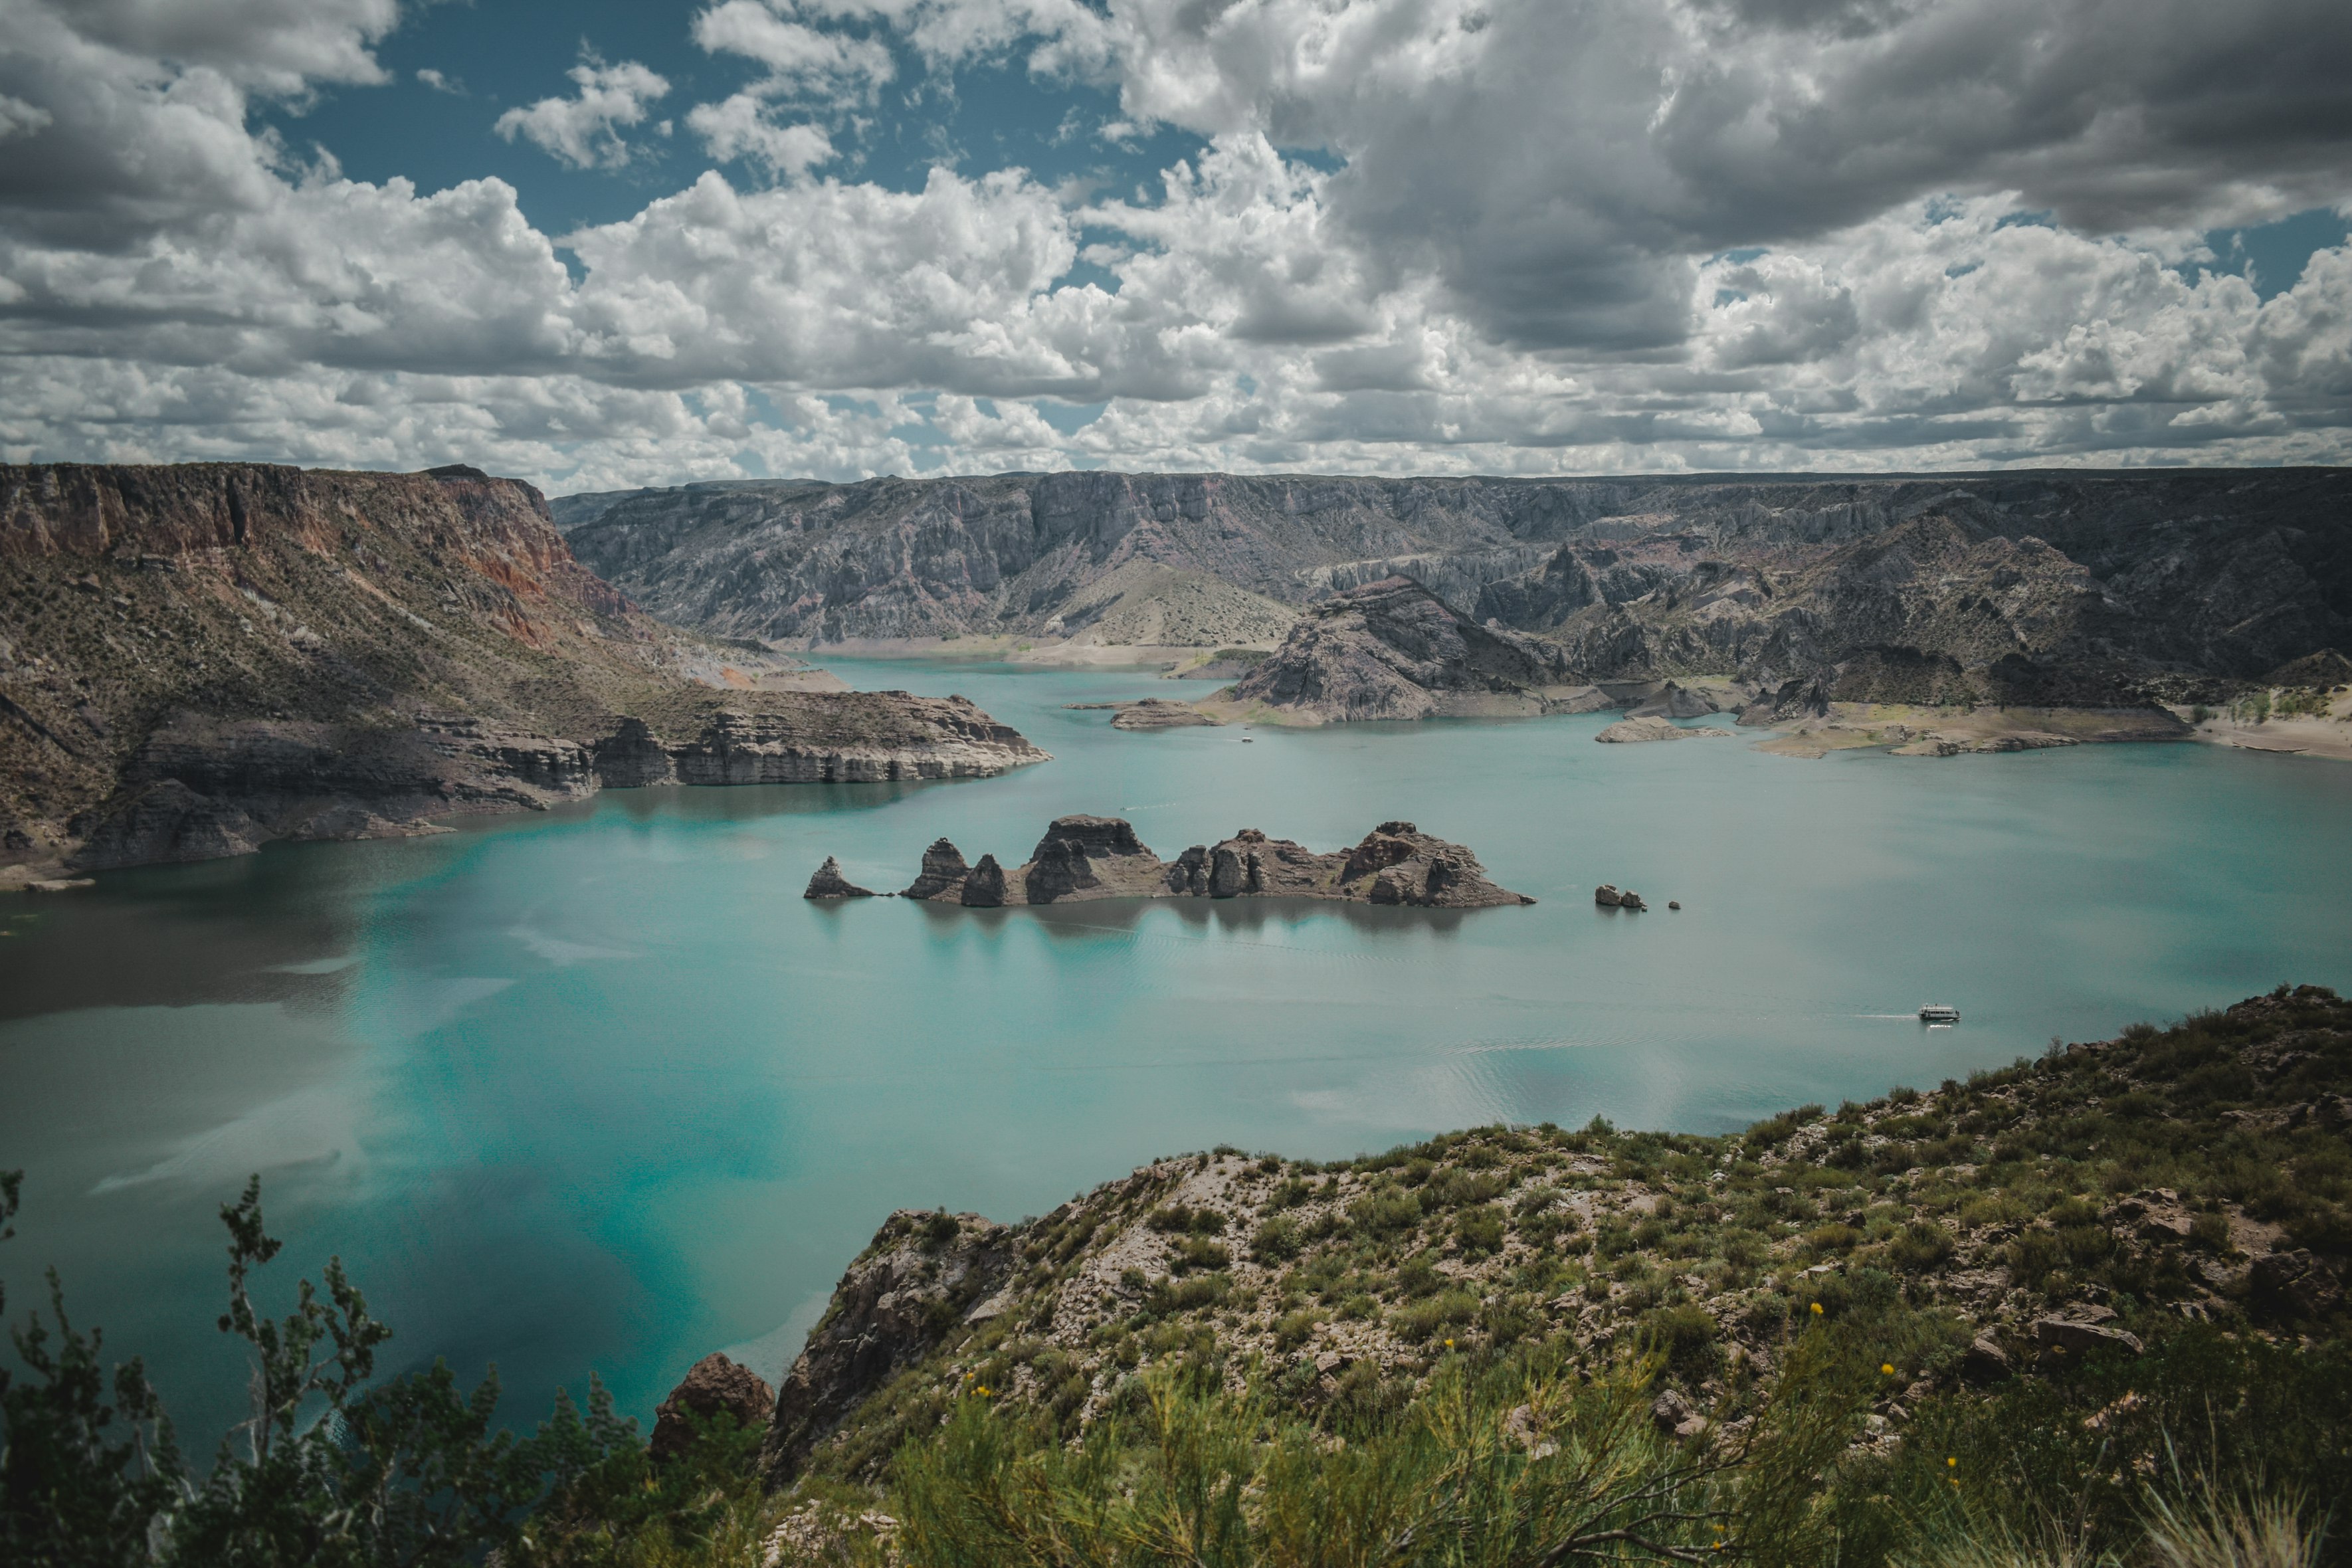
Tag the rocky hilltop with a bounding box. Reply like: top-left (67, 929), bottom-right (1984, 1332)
top-left (0, 464), bottom-right (1045, 880)
top-left (700, 985), bottom-right (2350, 1498)
top-left (1207, 577), bottom-right (1602, 723)
top-left (807, 815), bottom-right (1533, 908)
top-left (555, 472), bottom-right (2350, 706)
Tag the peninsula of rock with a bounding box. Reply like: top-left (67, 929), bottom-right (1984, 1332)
top-left (804, 815), bottom-right (1533, 908)
top-left (0, 462), bottom-right (1046, 883)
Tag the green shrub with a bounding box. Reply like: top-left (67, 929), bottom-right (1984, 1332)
top-left (1456, 1209), bottom-right (1506, 1258)
top-left (1393, 1288), bottom-right (1483, 1343)
top-left (1249, 1215), bottom-right (1303, 1264)
top-left (1169, 1236), bottom-right (1230, 1275)
top-left (1350, 1191), bottom-right (1423, 1236)
top-left (1640, 1303), bottom-right (1719, 1379)
top-left (1889, 1223), bottom-right (1956, 1272)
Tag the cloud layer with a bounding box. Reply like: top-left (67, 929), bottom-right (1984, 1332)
top-left (1, 0), bottom-right (2347, 492)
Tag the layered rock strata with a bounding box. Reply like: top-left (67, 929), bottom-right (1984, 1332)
top-left (0, 463), bottom-right (1046, 880)
top-left (866, 815), bottom-right (1532, 908)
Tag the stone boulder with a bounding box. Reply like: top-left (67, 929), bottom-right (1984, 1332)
top-left (1595, 884), bottom-right (1622, 906)
top-left (804, 856), bottom-right (878, 898)
top-left (1960, 1334), bottom-right (2012, 1383)
top-left (650, 1353), bottom-right (774, 1463)
top-left (2033, 1312), bottom-right (2143, 1358)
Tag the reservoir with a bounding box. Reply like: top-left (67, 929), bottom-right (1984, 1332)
top-left (3, 656), bottom-right (2347, 1446)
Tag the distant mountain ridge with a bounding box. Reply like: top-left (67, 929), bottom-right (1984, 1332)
top-left (553, 470), bottom-right (2351, 702)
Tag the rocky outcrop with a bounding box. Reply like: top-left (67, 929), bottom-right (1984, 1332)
top-left (650, 1353), bottom-right (774, 1462)
top-left (759, 1210), bottom-right (1016, 1489)
top-left (960, 854), bottom-right (1007, 908)
top-left (663, 698), bottom-right (1046, 785)
top-left (1593, 716), bottom-right (1732, 744)
top-left (1626, 681), bottom-right (1721, 719)
top-left (857, 816), bottom-right (1533, 910)
top-left (0, 462), bottom-right (1047, 878)
top-left (805, 857), bottom-right (877, 899)
top-left (1594, 884), bottom-right (1650, 910)
top-left (1108, 699), bottom-right (1221, 731)
top-left (1218, 577), bottom-right (1582, 723)
top-left (900, 839), bottom-right (971, 900)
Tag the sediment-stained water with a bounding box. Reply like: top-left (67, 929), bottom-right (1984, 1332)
top-left (3, 656), bottom-right (2347, 1446)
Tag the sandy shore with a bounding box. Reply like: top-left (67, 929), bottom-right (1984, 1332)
top-left (2175, 703), bottom-right (2352, 761)
top-left (1755, 703), bottom-right (2195, 758)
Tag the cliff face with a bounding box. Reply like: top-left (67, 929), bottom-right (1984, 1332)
top-left (0, 464), bottom-right (1044, 877)
top-left (557, 471), bottom-right (2351, 698)
top-left (759, 1210), bottom-right (1018, 1488)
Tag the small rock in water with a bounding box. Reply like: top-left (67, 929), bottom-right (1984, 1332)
top-left (804, 856), bottom-right (878, 899)
top-left (1594, 884), bottom-right (1622, 907)
top-left (1619, 890), bottom-right (1648, 911)
top-left (1668, 900), bottom-right (1681, 910)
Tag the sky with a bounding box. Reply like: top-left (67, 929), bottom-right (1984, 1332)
top-left (1, 0), bottom-right (2349, 494)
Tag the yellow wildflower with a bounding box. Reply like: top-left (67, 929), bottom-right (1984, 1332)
top-left (1882, 1363), bottom-right (1896, 1375)
top-left (1810, 1302), bottom-right (1824, 1315)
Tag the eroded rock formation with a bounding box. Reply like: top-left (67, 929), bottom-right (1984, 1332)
top-left (868, 816), bottom-right (1532, 909)
top-left (805, 857), bottom-right (876, 898)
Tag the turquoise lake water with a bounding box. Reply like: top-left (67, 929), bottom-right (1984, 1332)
top-left (3, 656), bottom-right (2348, 1446)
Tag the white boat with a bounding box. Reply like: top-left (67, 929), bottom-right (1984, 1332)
top-left (1918, 1004), bottom-right (1960, 1025)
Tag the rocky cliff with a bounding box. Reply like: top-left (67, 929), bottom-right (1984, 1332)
top-left (556, 471), bottom-right (2351, 702)
top-left (0, 464), bottom-right (1045, 879)
top-left (809, 815), bottom-right (1533, 909)
top-left (716, 985), bottom-right (2351, 1494)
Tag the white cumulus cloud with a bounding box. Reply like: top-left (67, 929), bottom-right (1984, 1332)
top-left (0, 0), bottom-right (2349, 490)
top-left (494, 58), bottom-right (672, 171)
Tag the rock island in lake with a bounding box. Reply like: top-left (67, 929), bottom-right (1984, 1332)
top-left (805, 815), bottom-right (1533, 908)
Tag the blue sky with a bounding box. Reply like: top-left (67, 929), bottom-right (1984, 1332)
top-left (257, 2), bottom-right (1213, 239)
top-left (3, 0), bottom-right (2349, 492)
